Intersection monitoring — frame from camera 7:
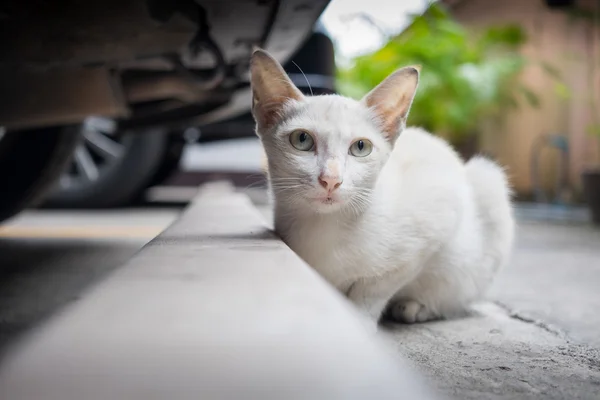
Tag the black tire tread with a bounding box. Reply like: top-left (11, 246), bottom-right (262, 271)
top-left (0, 128), bottom-right (80, 223)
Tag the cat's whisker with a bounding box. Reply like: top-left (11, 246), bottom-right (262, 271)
top-left (269, 182), bottom-right (308, 187)
top-left (345, 201), bottom-right (358, 217)
top-left (269, 176), bottom-right (308, 181)
top-left (353, 198), bottom-right (367, 214)
top-left (344, 193), bottom-right (372, 217)
top-left (269, 180), bottom-right (306, 184)
top-left (243, 181), bottom-right (268, 191)
top-left (269, 182), bottom-right (306, 188)
top-left (271, 181), bottom-right (304, 185)
top-left (270, 188), bottom-right (305, 193)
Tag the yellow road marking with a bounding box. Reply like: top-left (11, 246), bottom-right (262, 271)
top-left (0, 226), bottom-right (165, 239)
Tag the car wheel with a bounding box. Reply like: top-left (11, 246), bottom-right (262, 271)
top-left (43, 117), bottom-right (169, 208)
top-left (147, 135), bottom-right (185, 188)
top-left (0, 126), bottom-right (80, 223)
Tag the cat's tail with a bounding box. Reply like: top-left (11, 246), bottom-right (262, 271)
top-left (465, 156), bottom-right (515, 275)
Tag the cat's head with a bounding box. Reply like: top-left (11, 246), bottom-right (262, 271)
top-left (250, 49), bottom-right (419, 215)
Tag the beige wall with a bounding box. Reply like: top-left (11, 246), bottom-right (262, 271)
top-left (448, 0), bottom-right (600, 199)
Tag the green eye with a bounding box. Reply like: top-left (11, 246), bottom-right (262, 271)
top-left (349, 139), bottom-right (373, 157)
top-left (289, 130), bottom-right (315, 151)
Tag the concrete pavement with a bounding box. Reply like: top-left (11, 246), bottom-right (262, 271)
top-left (491, 221), bottom-right (600, 348)
top-left (384, 301), bottom-right (600, 400)
top-left (1, 183), bottom-right (599, 399)
top-left (0, 208), bottom-right (179, 358)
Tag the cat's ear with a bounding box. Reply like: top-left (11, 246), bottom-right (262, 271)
top-left (250, 49), bottom-right (304, 129)
top-left (361, 66), bottom-right (420, 142)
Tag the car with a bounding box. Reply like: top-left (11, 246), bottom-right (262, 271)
top-left (0, 0), bottom-right (330, 219)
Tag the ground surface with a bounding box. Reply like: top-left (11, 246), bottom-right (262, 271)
top-left (0, 208), bottom-right (179, 359)
top-left (1, 182), bottom-right (599, 398)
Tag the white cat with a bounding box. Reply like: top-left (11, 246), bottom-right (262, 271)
top-left (250, 49), bottom-right (514, 327)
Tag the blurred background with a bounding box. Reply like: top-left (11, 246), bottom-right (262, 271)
top-left (2, 0), bottom-right (598, 220)
top-left (1, 0), bottom-right (600, 384)
top-left (11, 0), bottom-right (599, 220)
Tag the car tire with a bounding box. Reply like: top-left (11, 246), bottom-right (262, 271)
top-left (0, 127), bottom-right (80, 223)
top-left (43, 126), bottom-right (169, 209)
top-left (147, 136), bottom-right (185, 188)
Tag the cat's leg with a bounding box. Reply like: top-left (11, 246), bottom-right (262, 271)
top-left (346, 266), bottom-right (420, 325)
top-left (387, 252), bottom-right (484, 324)
top-left (388, 299), bottom-right (439, 324)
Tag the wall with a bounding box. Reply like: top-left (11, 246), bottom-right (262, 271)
top-left (447, 0), bottom-right (599, 200)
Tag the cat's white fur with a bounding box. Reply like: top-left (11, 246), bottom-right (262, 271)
top-left (251, 50), bottom-right (514, 327)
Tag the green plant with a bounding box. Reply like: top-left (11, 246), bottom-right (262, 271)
top-left (337, 3), bottom-right (538, 144)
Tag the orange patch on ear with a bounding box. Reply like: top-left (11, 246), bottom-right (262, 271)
top-left (362, 66), bottom-right (420, 142)
top-left (377, 108), bottom-right (406, 140)
top-left (250, 49), bottom-right (304, 129)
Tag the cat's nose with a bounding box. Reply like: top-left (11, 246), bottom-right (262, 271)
top-left (318, 175), bottom-right (343, 191)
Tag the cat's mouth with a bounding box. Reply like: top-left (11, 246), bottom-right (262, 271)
top-left (308, 194), bottom-right (345, 213)
top-left (313, 195), bottom-right (340, 206)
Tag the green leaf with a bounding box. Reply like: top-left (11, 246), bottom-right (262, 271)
top-left (335, 2), bottom-right (562, 143)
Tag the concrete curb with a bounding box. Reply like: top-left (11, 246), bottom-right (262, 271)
top-left (0, 182), bottom-right (440, 400)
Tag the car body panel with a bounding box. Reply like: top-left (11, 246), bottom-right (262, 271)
top-left (0, 0), bottom-right (330, 130)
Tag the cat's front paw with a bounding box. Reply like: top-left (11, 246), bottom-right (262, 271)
top-left (388, 300), bottom-right (436, 324)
